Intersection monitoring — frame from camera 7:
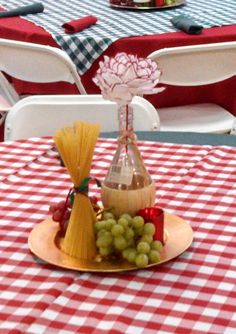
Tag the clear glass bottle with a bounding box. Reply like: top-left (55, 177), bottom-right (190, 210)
top-left (101, 103), bottom-right (156, 217)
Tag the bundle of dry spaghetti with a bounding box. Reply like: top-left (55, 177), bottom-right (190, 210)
top-left (54, 121), bottom-right (100, 260)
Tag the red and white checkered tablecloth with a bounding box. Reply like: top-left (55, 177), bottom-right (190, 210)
top-left (0, 137), bottom-right (236, 334)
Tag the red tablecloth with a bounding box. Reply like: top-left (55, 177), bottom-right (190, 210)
top-left (0, 137), bottom-right (236, 333)
top-left (0, 14), bottom-right (236, 115)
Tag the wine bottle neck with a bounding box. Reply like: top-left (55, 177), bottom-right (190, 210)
top-left (118, 103), bottom-right (136, 143)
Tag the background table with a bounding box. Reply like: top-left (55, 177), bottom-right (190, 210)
top-left (0, 2), bottom-right (236, 116)
top-left (0, 137), bottom-right (236, 333)
top-left (103, 131), bottom-right (236, 146)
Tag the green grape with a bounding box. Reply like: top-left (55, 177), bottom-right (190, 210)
top-left (97, 229), bottom-right (107, 238)
top-left (143, 223), bottom-right (156, 236)
top-left (132, 216), bottom-right (145, 229)
top-left (111, 224), bottom-right (124, 237)
top-left (126, 238), bottom-right (135, 248)
top-left (151, 240), bottom-right (163, 252)
top-left (95, 211), bottom-right (163, 265)
top-left (122, 248), bottom-right (130, 260)
top-left (103, 211), bottom-right (115, 220)
top-left (139, 234), bottom-right (153, 244)
top-left (94, 220), bottom-right (106, 232)
top-left (127, 248), bottom-right (138, 264)
top-left (120, 213), bottom-right (132, 223)
top-left (135, 254), bottom-right (149, 268)
top-left (114, 236), bottom-right (127, 250)
top-left (134, 227), bottom-right (144, 237)
top-left (118, 217), bottom-right (129, 229)
top-left (148, 250), bottom-right (161, 263)
top-left (99, 247), bottom-right (113, 257)
top-left (125, 227), bottom-right (135, 240)
top-left (96, 231), bottom-right (113, 248)
top-left (137, 241), bottom-right (151, 254)
top-left (105, 218), bottom-right (117, 231)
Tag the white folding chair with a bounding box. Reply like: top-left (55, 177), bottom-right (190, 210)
top-left (0, 38), bottom-right (86, 126)
top-left (148, 41), bottom-right (236, 133)
top-left (4, 95), bottom-right (160, 141)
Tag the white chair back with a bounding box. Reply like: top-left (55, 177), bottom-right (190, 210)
top-left (4, 95), bottom-right (160, 141)
top-left (149, 41), bottom-right (236, 86)
top-left (148, 41), bottom-right (236, 133)
top-left (0, 38), bottom-right (86, 127)
top-left (0, 38), bottom-right (86, 94)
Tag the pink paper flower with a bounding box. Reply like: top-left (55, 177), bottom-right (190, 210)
top-left (93, 53), bottom-right (165, 104)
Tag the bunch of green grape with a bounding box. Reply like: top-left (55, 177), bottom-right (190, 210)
top-left (94, 211), bottom-right (163, 268)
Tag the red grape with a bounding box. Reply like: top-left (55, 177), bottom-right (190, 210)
top-left (48, 203), bottom-right (57, 214)
top-left (52, 209), bottom-right (63, 222)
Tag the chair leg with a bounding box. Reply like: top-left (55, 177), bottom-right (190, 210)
top-left (230, 119), bottom-right (236, 135)
top-left (0, 111), bottom-right (7, 126)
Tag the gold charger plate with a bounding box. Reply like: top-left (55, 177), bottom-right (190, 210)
top-left (110, 0), bottom-right (186, 10)
top-left (28, 213), bottom-right (193, 272)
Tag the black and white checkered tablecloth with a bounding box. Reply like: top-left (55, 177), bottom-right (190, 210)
top-left (2, 0), bottom-right (236, 74)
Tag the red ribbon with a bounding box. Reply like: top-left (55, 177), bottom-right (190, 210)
top-left (137, 207), bottom-right (164, 244)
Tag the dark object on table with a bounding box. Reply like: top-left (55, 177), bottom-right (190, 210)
top-left (0, 3), bottom-right (44, 18)
top-left (171, 14), bottom-right (203, 35)
top-left (62, 16), bottom-right (98, 34)
top-left (110, 0), bottom-right (135, 7)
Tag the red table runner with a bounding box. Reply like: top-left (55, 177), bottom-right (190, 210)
top-left (0, 137), bottom-right (236, 333)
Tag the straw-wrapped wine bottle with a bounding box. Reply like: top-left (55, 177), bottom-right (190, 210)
top-left (101, 103), bottom-right (156, 217)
